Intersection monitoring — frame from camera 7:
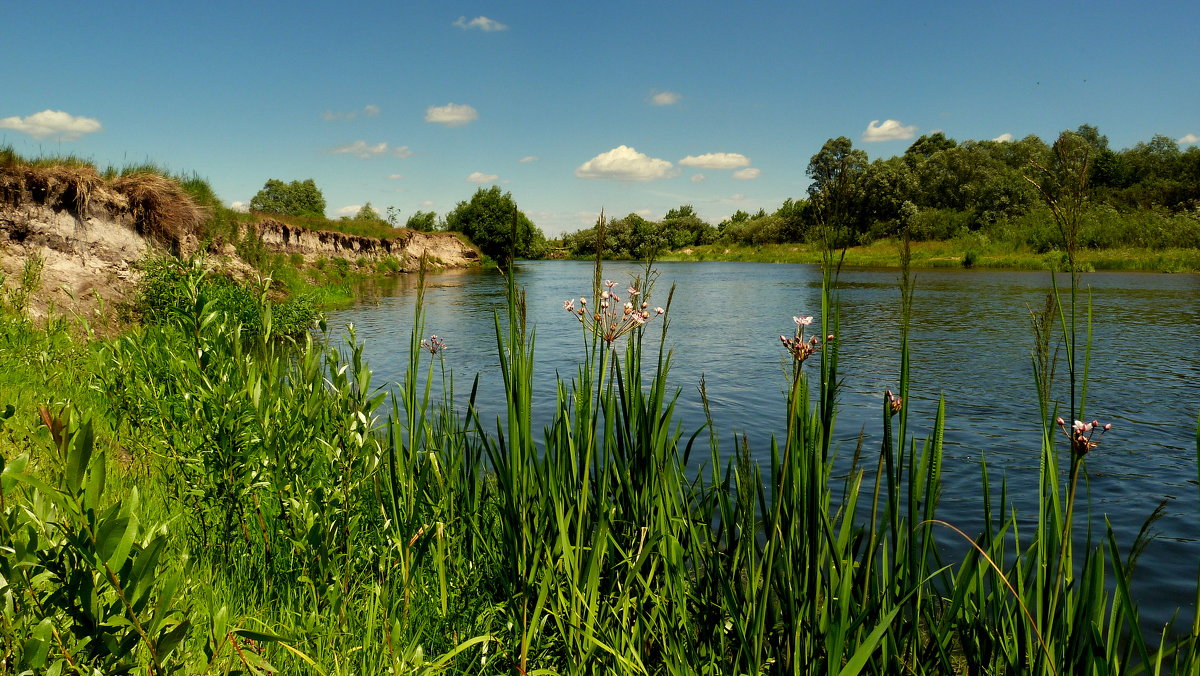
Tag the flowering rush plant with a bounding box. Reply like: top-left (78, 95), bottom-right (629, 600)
top-left (1055, 417), bottom-right (1112, 456)
top-left (564, 279), bottom-right (663, 344)
top-left (780, 315), bottom-right (828, 365)
top-left (420, 334), bottom-right (447, 355)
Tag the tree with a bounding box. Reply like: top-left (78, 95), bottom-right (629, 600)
top-left (806, 136), bottom-right (868, 246)
top-left (444, 186), bottom-right (545, 262)
top-left (903, 132), bottom-right (957, 167)
top-left (660, 204), bottom-right (716, 249)
top-left (405, 210), bottom-right (438, 231)
top-left (354, 202), bottom-right (382, 221)
top-left (249, 179), bottom-right (326, 218)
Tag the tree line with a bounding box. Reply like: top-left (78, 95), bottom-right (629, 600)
top-left (560, 125), bottom-right (1200, 257)
top-left (247, 180), bottom-right (546, 263)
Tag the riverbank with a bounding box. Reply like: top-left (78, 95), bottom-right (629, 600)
top-left (655, 239), bottom-right (1200, 272)
top-left (4, 259), bottom-right (1197, 673)
top-left (0, 152), bottom-right (482, 321)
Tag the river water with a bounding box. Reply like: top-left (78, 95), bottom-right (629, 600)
top-left (326, 260), bottom-right (1200, 630)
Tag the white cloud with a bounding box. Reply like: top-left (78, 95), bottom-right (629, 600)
top-left (732, 167), bottom-right (761, 180)
top-left (229, 201), bottom-right (249, 213)
top-left (690, 174), bottom-right (706, 183)
top-left (467, 171), bottom-right (499, 184)
top-left (322, 104), bottom-right (381, 121)
top-left (453, 16), bottom-right (508, 31)
top-left (329, 141), bottom-right (410, 158)
top-left (519, 155), bottom-right (539, 163)
top-left (335, 205), bottom-right (361, 216)
top-left (731, 193), bottom-right (746, 201)
top-left (420, 201), bottom-right (435, 208)
top-left (388, 174), bottom-right (404, 179)
top-left (425, 103), bottom-right (478, 127)
top-left (330, 140), bottom-right (388, 158)
top-left (650, 90), bottom-right (681, 106)
top-left (574, 145), bottom-right (677, 181)
top-left (1179, 133), bottom-right (1200, 145)
top-left (862, 119), bottom-right (918, 142)
top-left (0, 109), bottom-right (102, 140)
top-left (679, 152), bottom-right (751, 169)
top-left (993, 132), bottom-right (1014, 143)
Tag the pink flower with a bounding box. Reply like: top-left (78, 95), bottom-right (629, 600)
top-left (794, 315), bottom-right (814, 326)
top-left (628, 286), bottom-right (639, 297)
top-left (563, 299), bottom-right (575, 311)
top-left (654, 307), bottom-right (664, 315)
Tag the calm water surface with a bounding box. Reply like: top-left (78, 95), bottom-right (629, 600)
top-left (327, 260), bottom-right (1200, 629)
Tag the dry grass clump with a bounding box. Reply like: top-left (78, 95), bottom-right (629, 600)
top-left (0, 162), bottom-right (119, 218)
top-left (1, 154), bottom-right (206, 250)
top-left (110, 172), bottom-right (207, 248)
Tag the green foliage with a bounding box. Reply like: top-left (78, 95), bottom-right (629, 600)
top-left (2, 217), bottom-right (1200, 671)
top-left (405, 210), bottom-right (438, 231)
top-left (1, 409), bottom-right (194, 673)
top-left (248, 178), bottom-right (326, 218)
top-left (353, 202), bottom-right (382, 222)
top-left (135, 257), bottom-right (317, 338)
top-left (444, 186), bottom-right (545, 262)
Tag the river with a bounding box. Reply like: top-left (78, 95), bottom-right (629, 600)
top-left (326, 260), bottom-right (1200, 631)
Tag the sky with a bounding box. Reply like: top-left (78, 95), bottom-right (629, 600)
top-left (3, 1), bottom-right (1198, 236)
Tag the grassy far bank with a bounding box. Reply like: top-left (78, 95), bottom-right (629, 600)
top-left (2, 240), bottom-right (1200, 673)
top-left (655, 238), bottom-right (1200, 272)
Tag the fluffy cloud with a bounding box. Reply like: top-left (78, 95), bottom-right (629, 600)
top-left (229, 201), bottom-right (249, 213)
top-left (678, 152), bottom-right (750, 169)
top-left (453, 16), bottom-right (508, 31)
top-left (420, 201), bottom-right (435, 208)
top-left (425, 103), bottom-right (478, 127)
top-left (519, 155), bottom-right (539, 163)
top-left (322, 104), bottom-right (381, 121)
top-left (732, 167), bottom-right (761, 180)
top-left (574, 145), bottom-right (677, 181)
top-left (650, 91), bottom-right (681, 106)
top-left (388, 174), bottom-right (404, 179)
top-left (467, 171), bottom-right (499, 184)
top-left (993, 132), bottom-right (1014, 143)
top-left (862, 119), bottom-right (918, 142)
top-left (1178, 133), bottom-right (1200, 145)
top-left (0, 109), bottom-right (101, 140)
top-left (330, 141), bottom-right (410, 158)
top-left (730, 194), bottom-right (746, 201)
top-left (690, 174), bottom-right (706, 183)
top-left (335, 205), bottom-right (361, 216)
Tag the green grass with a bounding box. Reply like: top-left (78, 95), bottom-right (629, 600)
top-left (658, 239), bottom-right (1200, 272)
top-left (2, 252), bottom-right (1198, 674)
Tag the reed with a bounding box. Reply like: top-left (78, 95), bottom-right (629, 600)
top-left (1, 241), bottom-right (1197, 673)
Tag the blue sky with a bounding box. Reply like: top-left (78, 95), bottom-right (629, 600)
top-left (3, 1), bottom-right (1198, 236)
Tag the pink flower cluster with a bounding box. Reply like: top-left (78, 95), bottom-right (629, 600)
top-left (421, 334), bottom-right (447, 355)
top-left (1055, 417), bottom-right (1112, 456)
top-left (780, 314), bottom-right (829, 365)
top-left (564, 279), bottom-right (663, 344)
